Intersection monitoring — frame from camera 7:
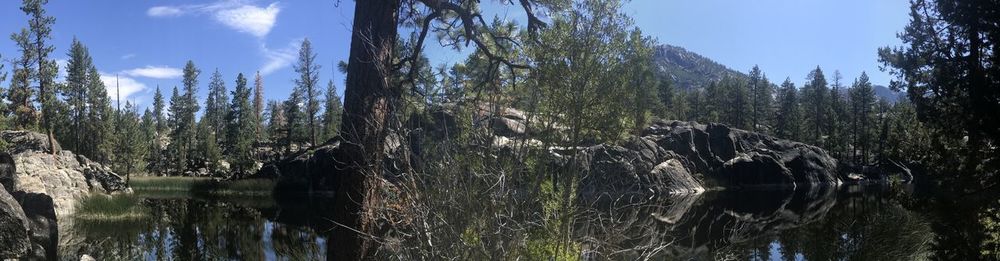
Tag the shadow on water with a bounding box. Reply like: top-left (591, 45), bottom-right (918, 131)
top-left (60, 183), bottom-right (1000, 260)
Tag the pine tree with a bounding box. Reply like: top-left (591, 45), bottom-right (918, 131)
top-left (801, 66), bottom-right (828, 146)
top-left (253, 72), bottom-right (265, 141)
top-left (226, 73), bottom-right (257, 177)
top-left (849, 72), bottom-right (876, 165)
top-left (152, 86), bottom-right (166, 133)
top-left (827, 71), bottom-right (850, 158)
top-left (63, 38), bottom-right (91, 153)
top-left (166, 86), bottom-right (186, 174)
top-left (147, 86), bottom-right (166, 175)
top-left (775, 78), bottom-right (801, 140)
top-left (169, 61), bottom-right (201, 174)
top-left (20, 0), bottom-right (58, 154)
top-left (193, 119), bottom-right (222, 175)
top-left (283, 86), bottom-right (306, 153)
top-left (85, 65), bottom-right (113, 163)
top-left (265, 100), bottom-right (286, 146)
top-left (114, 101), bottom-right (146, 183)
top-left (204, 69), bottom-right (229, 148)
top-left (141, 108), bottom-right (157, 175)
top-left (321, 80), bottom-right (343, 141)
top-left (747, 65), bottom-right (763, 131)
top-left (9, 29), bottom-right (37, 130)
top-left (294, 38), bottom-right (321, 146)
top-left (657, 78), bottom-right (676, 119)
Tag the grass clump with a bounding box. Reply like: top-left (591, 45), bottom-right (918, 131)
top-left (130, 176), bottom-right (275, 196)
top-left (75, 194), bottom-right (147, 221)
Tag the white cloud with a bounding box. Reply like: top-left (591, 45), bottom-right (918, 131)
top-left (121, 54), bottom-right (136, 60)
top-left (100, 74), bottom-right (147, 102)
top-left (147, 1), bottom-right (280, 38)
top-left (122, 66), bottom-right (183, 79)
top-left (147, 6), bottom-right (183, 17)
top-left (213, 3), bottom-right (280, 38)
top-left (259, 39), bottom-right (299, 75)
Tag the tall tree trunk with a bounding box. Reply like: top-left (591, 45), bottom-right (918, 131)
top-left (329, 0), bottom-right (400, 260)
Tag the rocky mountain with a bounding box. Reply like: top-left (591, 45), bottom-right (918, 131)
top-left (654, 44), bottom-right (745, 91)
top-left (654, 44), bottom-right (904, 102)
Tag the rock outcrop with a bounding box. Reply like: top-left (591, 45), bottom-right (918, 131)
top-left (0, 184), bottom-right (30, 259)
top-left (1, 130), bottom-right (128, 216)
top-left (570, 120), bottom-right (841, 199)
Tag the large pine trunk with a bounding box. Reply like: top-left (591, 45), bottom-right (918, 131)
top-left (328, 0), bottom-right (401, 260)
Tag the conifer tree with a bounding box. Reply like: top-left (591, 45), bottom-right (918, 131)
top-left (265, 100), bottom-right (286, 145)
top-left (802, 66), bottom-right (828, 145)
top-left (294, 38), bottom-right (321, 146)
top-left (9, 29), bottom-right (37, 130)
top-left (321, 80), bottom-right (343, 141)
top-left (204, 69), bottom-right (229, 147)
top-left (146, 86), bottom-right (166, 175)
top-left (849, 72), bottom-right (876, 164)
top-left (827, 71), bottom-right (850, 158)
top-left (85, 65), bottom-right (114, 163)
top-left (169, 61), bottom-right (200, 174)
top-left (115, 101), bottom-right (146, 182)
top-left (226, 73), bottom-right (257, 176)
top-left (775, 78), bottom-right (801, 140)
top-left (283, 86), bottom-right (306, 153)
top-left (166, 86), bottom-right (185, 174)
top-left (253, 72), bottom-right (265, 141)
top-left (20, 0), bottom-right (58, 153)
top-left (63, 38), bottom-right (91, 153)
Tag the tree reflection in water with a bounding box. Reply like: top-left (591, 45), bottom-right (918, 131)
top-left (64, 184), bottom-right (1000, 260)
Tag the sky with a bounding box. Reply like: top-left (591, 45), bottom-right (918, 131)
top-left (0, 0), bottom-right (911, 111)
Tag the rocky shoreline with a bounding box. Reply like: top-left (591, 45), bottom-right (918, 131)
top-left (0, 130), bottom-right (128, 260)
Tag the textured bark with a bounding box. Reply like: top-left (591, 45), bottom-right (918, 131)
top-left (329, 0), bottom-right (401, 260)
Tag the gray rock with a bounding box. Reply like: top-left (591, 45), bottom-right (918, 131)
top-left (2, 130), bottom-right (129, 216)
top-left (0, 185), bottom-right (30, 259)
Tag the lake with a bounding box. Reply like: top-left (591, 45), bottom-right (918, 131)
top-left (63, 184), bottom-right (995, 260)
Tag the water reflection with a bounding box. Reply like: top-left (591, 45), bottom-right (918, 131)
top-left (63, 185), bottom-right (997, 260)
top-left (65, 194), bottom-right (328, 260)
top-left (575, 186), bottom-right (934, 260)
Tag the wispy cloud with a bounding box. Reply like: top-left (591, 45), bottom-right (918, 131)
top-left (120, 54), bottom-right (136, 60)
top-left (259, 39), bottom-right (300, 75)
top-left (100, 74), bottom-right (147, 102)
top-left (122, 66), bottom-right (183, 79)
top-left (147, 1), bottom-right (281, 38)
top-left (147, 6), bottom-right (183, 17)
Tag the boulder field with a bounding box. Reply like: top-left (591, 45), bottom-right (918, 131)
top-left (565, 120), bottom-right (840, 200)
top-left (256, 118), bottom-right (842, 200)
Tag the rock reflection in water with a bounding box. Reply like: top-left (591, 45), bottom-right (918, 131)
top-left (575, 186), bottom-right (933, 260)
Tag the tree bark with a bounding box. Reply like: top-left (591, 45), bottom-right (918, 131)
top-left (329, 0), bottom-right (401, 260)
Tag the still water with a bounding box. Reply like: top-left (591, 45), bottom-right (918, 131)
top-left (64, 185), bottom-right (995, 260)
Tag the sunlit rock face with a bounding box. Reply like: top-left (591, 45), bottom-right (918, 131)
top-left (1, 131), bottom-right (128, 216)
top-left (569, 120), bottom-right (841, 201)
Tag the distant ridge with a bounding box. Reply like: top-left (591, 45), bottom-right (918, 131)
top-left (653, 44), bottom-right (902, 102)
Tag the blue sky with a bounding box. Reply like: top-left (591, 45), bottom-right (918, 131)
top-left (0, 0), bottom-right (910, 111)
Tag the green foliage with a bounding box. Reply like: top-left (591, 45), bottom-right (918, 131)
top-left (321, 80), bottom-right (342, 141)
top-left (294, 38), bottom-right (321, 145)
top-left (528, 0), bottom-right (659, 144)
top-left (775, 78), bottom-right (802, 140)
top-left (801, 66), bottom-right (828, 145)
top-left (226, 73), bottom-right (257, 176)
top-left (204, 69), bottom-right (229, 149)
top-left (879, 0), bottom-right (1000, 176)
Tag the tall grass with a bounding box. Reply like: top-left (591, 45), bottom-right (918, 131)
top-left (75, 194), bottom-right (147, 221)
top-left (129, 177), bottom-right (275, 196)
